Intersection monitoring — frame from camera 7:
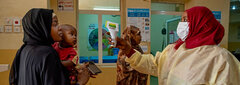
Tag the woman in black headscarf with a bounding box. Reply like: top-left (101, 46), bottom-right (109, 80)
top-left (9, 8), bottom-right (69, 85)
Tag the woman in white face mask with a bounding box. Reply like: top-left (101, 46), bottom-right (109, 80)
top-left (176, 12), bottom-right (189, 41)
top-left (109, 6), bottom-right (240, 85)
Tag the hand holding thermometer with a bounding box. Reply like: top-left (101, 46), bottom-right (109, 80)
top-left (105, 21), bottom-right (119, 47)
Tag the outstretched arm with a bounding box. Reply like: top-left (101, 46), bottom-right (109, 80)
top-left (125, 50), bottom-right (160, 76)
top-left (109, 36), bottom-right (171, 77)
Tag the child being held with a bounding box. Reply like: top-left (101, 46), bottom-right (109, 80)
top-left (52, 24), bottom-right (79, 85)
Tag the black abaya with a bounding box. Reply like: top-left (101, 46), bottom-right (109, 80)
top-left (9, 8), bottom-right (69, 85)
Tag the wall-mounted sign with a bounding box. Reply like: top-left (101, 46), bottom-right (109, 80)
top-left (13, 26), bottom-right (21, 32)
top-left (0, 17), bottom-right (22, 33)
top-left (58, 0), bottom-right (74, 11)
top-left (4, 25), bottom-right (12, 32)
top-left (5, 17), bottom-right (13, 25)
top-left (212, 11), bottom-right (221, 22)
top-left (13, 18), bottom-right (21, 26)
top-left (0, 64), bottom-right (10, 72)
top-left (127, 8), bottom-right (150, 42)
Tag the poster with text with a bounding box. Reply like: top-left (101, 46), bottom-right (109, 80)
top-left (58, 0), bottom-right (74, 11)
top-left (212, 11), bottom-right (221, 23)
top-left (127, 8), bottom-right (150, 42)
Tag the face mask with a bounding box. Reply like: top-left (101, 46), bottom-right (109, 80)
top-left (176, 22), bottom-right (189, 41)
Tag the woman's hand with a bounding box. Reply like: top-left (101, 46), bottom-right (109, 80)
top-left (107, 32), bottom-right (132, 56)
top-left (76, 63), bottom-right (91, 85)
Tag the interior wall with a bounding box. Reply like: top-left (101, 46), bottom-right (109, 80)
top-left (121, 0), bottom-right (151, 31)
top-left (0, 0), bottom-right (47, 85)
top-left (0, 50), bottom-right (18, 85)
top-left (185, 0), bottom-right (230, 49)
top-left (0, 0), bottom-right (47, 49)
top-left (50, 0), bottom-right (77, 27)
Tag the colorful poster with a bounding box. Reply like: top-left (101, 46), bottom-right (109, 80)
top-left (58, 0), bottom-right (74, 11)
top-left (87, 24), bottom-right (110, 51)
top-left (127, 8), bottom-right (150, 42)
top-left (212, 11), bottom-right (221, 22)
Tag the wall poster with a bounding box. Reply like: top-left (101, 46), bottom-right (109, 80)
top-left (127, 8), bottom-right (150, 42)
top-left (58, 0), bottom-right (74, 11)
top-left (87, 24), bottom-right (110, 51)
top-left (212, 11), bottom-right (221, 22)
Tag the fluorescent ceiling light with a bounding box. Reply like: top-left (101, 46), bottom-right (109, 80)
top-left (93, 8), bottom-right (119, 11)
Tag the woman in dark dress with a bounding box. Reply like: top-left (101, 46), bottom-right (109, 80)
top-left (9, 8), bottom-right (69, 85)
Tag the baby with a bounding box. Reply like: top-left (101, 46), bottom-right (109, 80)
top-left (52, 24), bottom-right (78, 84)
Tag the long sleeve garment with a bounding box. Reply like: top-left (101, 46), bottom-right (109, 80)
top-left (126, 43), bottom-right (240, 85)
top-left (9, 9), bottom-right (69, 85)
top-left (17, 45), bottom-right (69, 85)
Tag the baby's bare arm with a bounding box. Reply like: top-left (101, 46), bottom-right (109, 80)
top-left (61, 60), bottom-right (74, 67)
